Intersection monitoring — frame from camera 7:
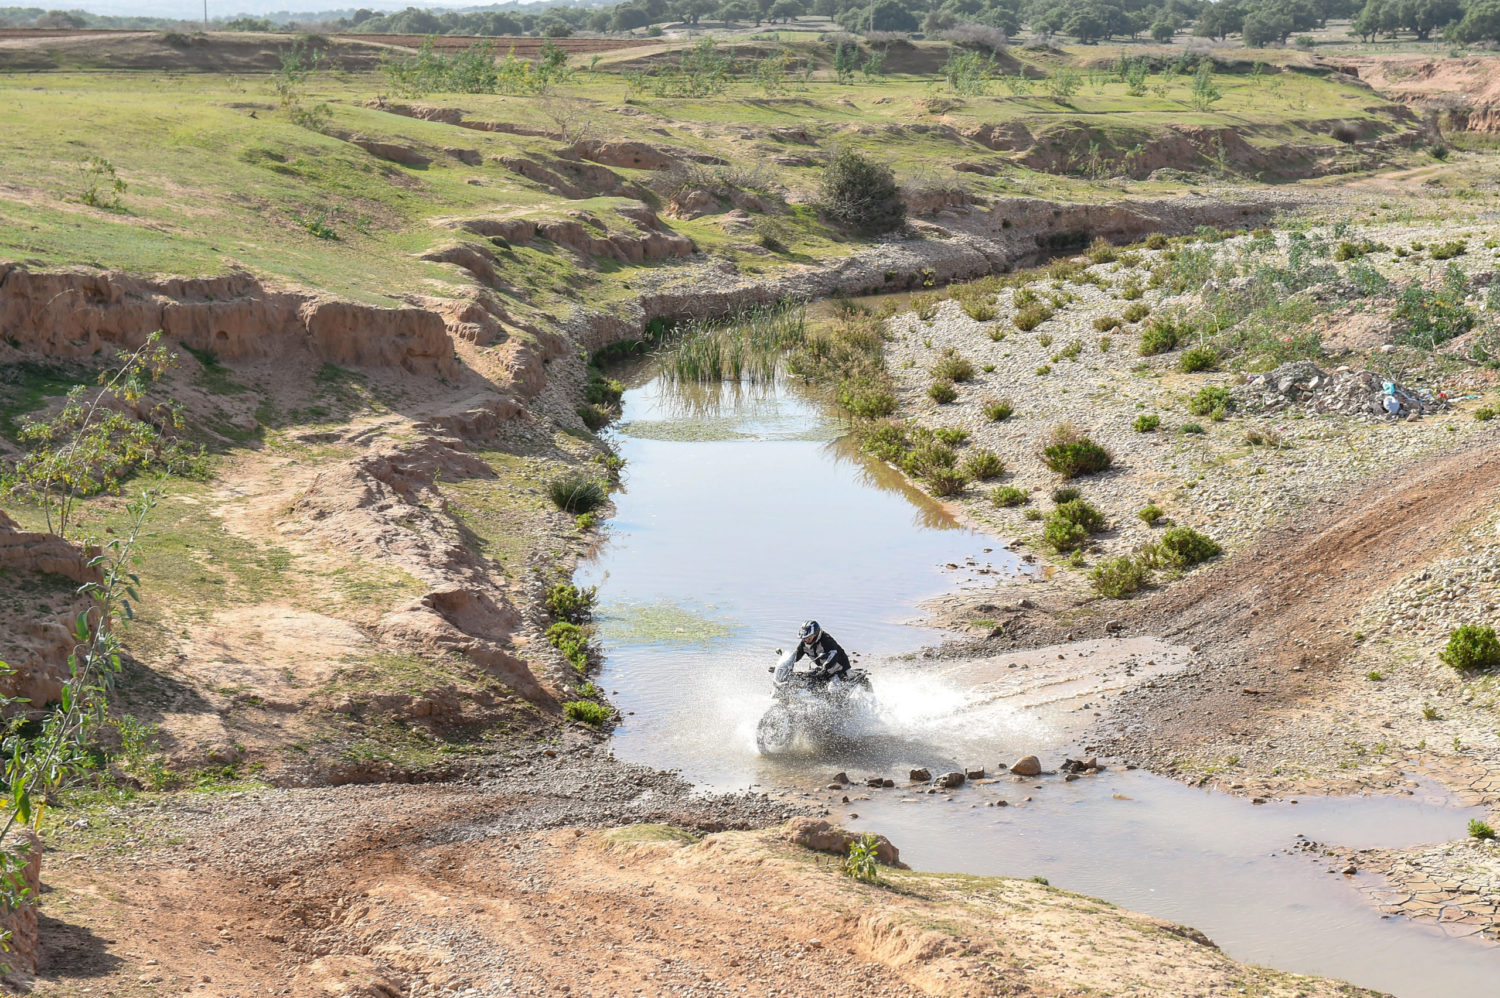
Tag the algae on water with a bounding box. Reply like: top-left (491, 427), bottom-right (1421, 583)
top-left (600, 599), bottom-right (739, 647)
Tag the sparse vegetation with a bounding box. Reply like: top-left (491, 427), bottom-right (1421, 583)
top-left (1091, 555), bottom-right (1150, 598)
top-left (1138, 504), bottom-right (1164, 524)
top-left (990, 485), bottom-right (1029, 507)
top-left (1044, 499), bottom-right (1107, 552)
top-left (928, 380), bottom-right (958, 404)
top-left (1178, 347), bottom-right (1219, 373)
top-left (1187, 387), bottom-right (1234, 419)
top-left (931, 349), bottom-right (976, 383)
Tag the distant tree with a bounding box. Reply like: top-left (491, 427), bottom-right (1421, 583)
top-left (1454, 0), bottom-right (1500, 39)
top-left (1194, 0), bottom-right (1246, 39)
top-left (769, 0), bottom-right (805, 21)
top-left (717, 0), bottom-right (750, 21)
top-left (868, 0), bottom-right (920, 31)
top-left (1151, 16), bottom-right (1177, 39)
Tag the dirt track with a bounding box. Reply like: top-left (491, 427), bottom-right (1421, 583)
top-left (1095, 430), bottom-right (1500, 782)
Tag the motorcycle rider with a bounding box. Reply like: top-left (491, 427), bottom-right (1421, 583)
top-left (794, 620), bottom-right (850, 684)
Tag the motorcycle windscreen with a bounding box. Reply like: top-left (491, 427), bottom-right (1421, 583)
top-left (773, 650), bottom-right (796, 683)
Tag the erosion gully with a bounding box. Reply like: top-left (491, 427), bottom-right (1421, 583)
top-left (574, 365), bottom-right (1497, 998)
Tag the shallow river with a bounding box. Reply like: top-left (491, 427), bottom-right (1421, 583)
top-left (577, 371), bottom-right (1498, 997)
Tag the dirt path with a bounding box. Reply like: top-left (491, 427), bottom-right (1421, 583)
top-left (1095, 431), bottom-right (1500, 790)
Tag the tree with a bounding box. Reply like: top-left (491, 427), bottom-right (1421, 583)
top-left (1151, 16), bottom-right (1177, 39)
top-left (769, 0), bottom-right (805, 20)
top-left (1242, 9), bottom-right (1293, 43)
top-left (1455, 0), bottom-right (1500, 40)
top-left (1194, 0), bottom-right (1246, 39)
top-left (868, 0), bottom-right (920, 31)
top-left (818, 148), bottom-right (906, 236)
top-left (716, 0), bottom-right (750, 22)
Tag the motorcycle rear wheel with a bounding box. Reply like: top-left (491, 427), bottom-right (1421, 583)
top-left (756, 705), bottom-right (795, 755)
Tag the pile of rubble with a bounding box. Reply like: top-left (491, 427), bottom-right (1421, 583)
top-left (1236, 361), bottom-right (1449, 419)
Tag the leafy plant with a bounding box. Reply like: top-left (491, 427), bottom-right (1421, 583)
top-left (990, 485), bottom-right (1029, 507)
top-left (961, 449), bottom-right (1005, 480)
top-left (1154, 526), bottom-right (1222, 568)
top-left (76, 156), bottom-right (127, 211)
top-left (928, 380), bottom-right (957, 404)
top-left (1133, 413), bottom-right (1161, 433)
top-left (1040, 425), bottom-right (1112, 478)
top-left (1091, 556), bottom-right (1150, 598)
top-left (1440, 625), bottom-right (1500, 672)
top-left (1187, 386), bottom-right (1233, 419)
top-left (1178, 347), bottom-right (1219, 373)
top-left (844, 833), bottom-right (880, 882)
top-left (983, 399), bottom-right (1014, 422)
top-left (563, 700), bottom-right (610, 726)
top-left (546, 583), bottom-right (597, 624)
top-left (1470, 819), bottom-right (1497, 841)
top-left (548, 473), bottom-right (607, 514)
top-left (1394, 265), bottom-right (1475, 348)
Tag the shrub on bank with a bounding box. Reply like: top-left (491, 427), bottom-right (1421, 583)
top-left (1149, 526), bottom-right (1222, 568)
top-left (961, 449), bottom-right (1005, 480)
top-left (1091, 555), bottom-right (1150, 598)
top-left (818, 148), bottom-right (906, 235)
top-left (1139, 318), bottom-right (1185, 356)
top-left (1178, 346), bottom-right (1219, 373)
top-left (983, 399), bottom-right (1014, 421)
top-left (1041, 425), bottom-right (1112, 478)
top-left (1133, 413), bottom-right (1161, 433)
top-left (564, 700), bottom-right (611, 726)
top-left (546, 583), bottom-right (597, 623)
top-left (1122, 302), bottom-right (1150, 323)
top-left (990, 485), bottom-right (1029, 507)
top-left (837, 375), bottom-right (898, 418)
top-left (928, 380), bottom-right (958, 403)
top-left (925, 467), bottom-right (969, 497)
top-left (549, 473), bottom-right (608, 514)
top-left (1440, 625), bottom-right (1500, 672)
top-left (1014, 304), bottom-right (1052, 331)
top-left (1045, 499), bottom-right (1107, 552)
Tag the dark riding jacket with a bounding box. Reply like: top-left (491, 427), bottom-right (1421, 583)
top-left (794, 632), bottom-right (850, 676)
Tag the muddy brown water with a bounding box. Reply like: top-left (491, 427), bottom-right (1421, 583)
top-left (577, 371), bottom-right (1498, 998)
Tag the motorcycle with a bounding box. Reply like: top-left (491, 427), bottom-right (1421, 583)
top-left (755, 649), bottom-right (874, 755)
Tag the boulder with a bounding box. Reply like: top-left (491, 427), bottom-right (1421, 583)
top-left (965, 767), bottom-right (986, 780)
top-left (781, 818), bottom-right (905, 868)
top-left (935, 771), bottom-right (965, 789)
top-left (908, 767), bottom-right (932, 783)
top-left (1010, 756), bottom-right (1042, 777)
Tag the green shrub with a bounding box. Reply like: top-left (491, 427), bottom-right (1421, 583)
top-left (928, 380), bottom-right (958, 403)
top-left (1051, 486), bottom-right (1081, 503)
top-left (563, 700), bottom-right (611, 726)
top-left (930, 348), bottom-right (978, 382)
top-left (983, 399), bottom-right (1014, 421)
top-left (1429, 240), bottom-right (1466, 260)
top-left (1394, 265), bottom-right (1475, 347)
top-left (1060, 339), bottom-right (1083, 361)
top-left (1144, 233), bottom-right (1169, 250)
top-left (961, 449), bottom-right (1005, 480)
top-left (844, 833), bottom-right (881, 882)
top-left (1474, 407), bottom-right (1495, 422)
top-left (1138, 503), bottom-right (1164, 524)
top-left (1014, 305), bottom-right (1052, 331)
top-left (549, 473), bottom-right (608, 514)
top-left (547, 621), bottom-right (590, 672)
top-left (1122, 303), bottom-right (1150, 323)
top-left (1014, 286), bottom-right (1039, 308)
top-left (837, 376), bottom-right (898, 418)
top-left (1178, 347), bottom-right (1219, 373)
top-left (1091, 555), bottom-right (1150, 598)
top-left (902, 441), bottom-right (957, 477)
top-left (1139, 318), bottom-right (1185, 356)
top-left (1470, 819), bottom-right (1497, 841)
top-left (1179, 422), bottom-right (1205, 435)
top-left (860, 420), bottom-right (908, 462)
top-left (1440, 625), bottom-right (1500, 672)
top-left (1087, 237), bottom-right (1118, 264)
top-left (577, 404), bottom-right (611, 430)
top-left (1024, 507), bottom-right (1042, 520)
top-left (1044, 499), bottom-right (1106, 552)
top-left (1133, 413), bottom-right (1161, 433)
top-left (925, 468), bottom-right (969, 497)
top-left (1187, 386), bottom-right (1233, 418)
top-left (1156, 526), bottom-right (1222, 568)
top-left (1118, 276), bottom-right (1144, 301)
top-left (1094, 315), bottom-right (1122, 332)
top-left (546, 583), bottom-right (597, 623)
top-left (990, 485), bottom-right (1029, 507)
top-left (1041, 426), bottom-right (1112, 478)
top-left (819, 148), bottom-right (906, 235)
top-left (934, 427), bottom-right (969, 446)
top-left (584, 370), bottom-right (624, 406)
top-left (911, 292), bottom-right (941, 321)
top-left (962, 299), bottom-right (997, 321)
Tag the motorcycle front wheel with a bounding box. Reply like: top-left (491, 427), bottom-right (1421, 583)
top-left (756, 705), bottom-right (795, 755)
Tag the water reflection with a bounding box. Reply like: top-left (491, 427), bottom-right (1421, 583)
top-left (822, 434), bottom-right (965, 532)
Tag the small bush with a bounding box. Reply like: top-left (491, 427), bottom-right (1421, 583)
top-left (844, 833), bottom-right (881, 882)
top-left (1156, 526), bottom-right (1222, 568)
top-left (547, 621), bottom-right (590, 672)
top-left (1179, 422), bottom-right (1205, 435)
top-left (962, 299), bottom-right (997, 321)
top-left (1187, 386), bottom-right (1234, 418)
top-left (1429, 240), bottom-right (1466, 261)
top-left (1122, 303), bottom-right (1150, 323)
top-left (1044, 499), bottom-right (1106, 551)
top-left (925, 467), bottom-right (969, 497)
top-left (1178, 347), bottom-right (1219, 373)
top-left (837, 376), bottom-right (898, 418)
top-left (546, 583), bottom-right (597, 623)
top-left (1118, 276), bottom-right (1144, 301)
top-left (1041, 425), bottom-right (1112, 478)
top-left (1091, 556), bottom-right (1150, 598)
top-left (1440, 625), bottom-right (1500, 672)
top-left (1014, 305), bottom-right (1052, 331)
top-left (1051, 486), bottom-right (1081, 503)
top-left (902, 440), bottom-right (957, 477)
top-left (962, 449), bottom-right (1005, 480)
top-left (983, 399), bottom-right (1014, 421)
top-left (928, 380), bottom-right (958, 404)
top-left (549, 473), bottom-right (608, 514)
top-left (563, 700), bottom-right (611, 726)
top-left (1087, 237), bottom-right (1118, 264)
top-left (931, 349), bottom-right (976, 382)
top-left (1138, 503), bottom-right (1164, 524)
top-left (1243, 427), bottom-right (1285, 448)
top-left (1024, 508), bottom-right (1042, 520)
top-left (1037, 333), bottom-right (1054, 348)
top-left (1094, 315), bottom-right (1122, 332)
top-left (990, 485), bottom-right (1029, 507)
top-left (1133, 413), bottom-right (1161, 433)
top-left (1475, 407), bottom-right (1495, 422)
top-left (1144, 233), bottom-right (1169, 250)
top-left (1139, 318), bottom-right (1184, 356)
top-left (933, 427), bottom-right (969, 446)
top-left (819, 147), bottom-right (907, 235)
top-left (1470, 819), bottom-right (1497, 841)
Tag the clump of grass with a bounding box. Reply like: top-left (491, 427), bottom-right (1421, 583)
top-left (929, 380), bottom-right (958, 403)
top-left (1179, 422), bottom-right (1206, 435)
top-left (931, 349), bottom-right (976, 382)
top-left (1470, 819), bottom-right (1497, 841)
top-left (1037, 333), bottom-right (1054, 348)
top-left (1118, 276), bottom-right (1144, 300)
top-left (1440, 624), bottom-right (1500, 672)
top-left (983, 399), bottom-right (1014, 421)
top-left (1014, 286), bottom-right (1039, 308)
top-left (1094, 315), bottom-right (1122, 332)
top-left (1139, 317), bottom-right (1187, 356)
top-left (1133, 413), bottom-right (1161, 433)
top-left (990, 485), bottom-right (1029, 507)
top-left (1429, 240), bottom-right (1466, 260)
top-left (902, 439), bottom-right (958, 477)
top-left (1090, 555), bottom-right (1150, 598)
top-left (1243, 427), bottom-right (1285, 448)
top-left (563, 700), bottom-right (611, 726)
top-left (1178, 347), bottom-right (1219, 373)
top-left (1087, 237), bottom-right (1118, 264)
top-left (577, 404), bottom-right (612, 430)
top-left (1040, 424), bottom-right (1112, 478)
top-left (925, 467), bottom-right (969, 497)
top-left (1051, 486), bottom-right (1081, 503)
top-left (1044, 499), bottom-right (1107, 552)
top-left (911, 292), bottom-right (942, 321)
top-left (1187, 386), bottom-right (1233, 419)
top-left (837, 376), bottom-right (897, 418)
top-left (1024, 507), bottom-right (1042, 520)
top-left (664, 302), bottom-right (807, 384)
top-left (549, 473), bottom-right (608, 514)
top-left (1144, 233), bottom-right (1169, 250)
top-left (962, 449), bottom-right (1005, 480)
top-left (934, 427), bottom-right (969, 446)
top-left (1060, 339), bottom-right (1083, 361)
top-left (1122, 302), bottom-right (1150, 323)
top-left (1098, 336), bottom-right (1112, 352)
top-left (1145, 526), bottom-right (1222, 568)
top-left (1138, 503), bottom-right (1164, 524)
top-left (1036, 364), bottom-right (1052, 376)
top-left (962, 299), bottom-right (997, 321)
top-left (1474, 406), bottom-right (1495, 422)
top-left (1014, 305), bottom-right (1053, 331)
